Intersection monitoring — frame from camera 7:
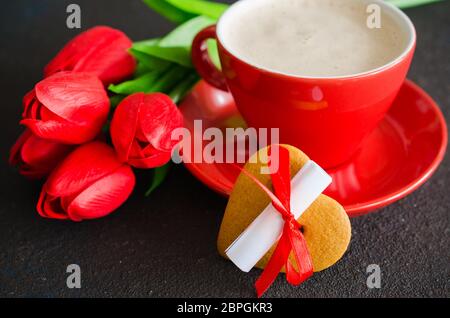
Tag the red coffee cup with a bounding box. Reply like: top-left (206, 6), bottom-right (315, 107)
top-left (192, 0), bottom-right (416, 168)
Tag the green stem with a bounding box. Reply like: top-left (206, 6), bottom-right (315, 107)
top-left (169, 73), bottom-right (200, 104)
top-left (147, 65), bottom-right (191, 94)
top-left (145, 163), bottom-right (171, 196)
top-left (388, 0), bottom-right (445, 9)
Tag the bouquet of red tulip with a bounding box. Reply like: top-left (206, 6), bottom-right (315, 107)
top-left (9, 24), bottom-right (185, 221)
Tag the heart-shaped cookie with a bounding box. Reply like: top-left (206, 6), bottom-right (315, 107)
top-left (218, 145), bottom-right (351, 272)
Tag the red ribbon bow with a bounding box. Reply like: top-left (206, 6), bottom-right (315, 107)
top-left (235, 146), bottom-right (313, 297)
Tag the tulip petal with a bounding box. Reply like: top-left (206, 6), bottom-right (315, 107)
top-left (20, 168), bottom-right (50, 179)
top-left (29, 100), bottom-right (42, 120)
top-left (110, 93), bottom-right (183, 168)
top-left (15, 131), bottom-right (73, 178)
top-left (139, 93), bottom-right (183, 151)
top-left (80, 35), bottom-right (136, 85)
top-left (128, 140), bottom-right (172, 168)
top-left (45, 26), bottom-right (120, 75)
top-left (9, 130), bottom-right (32, 166)
top-left (10, 130), bottom-right (73, 179)
top-left (44, 26), bottom-right (135, 86)
top-left (20, 118), bottom-right (101, 145)
top-left (110, 93), bottom-right (142, 163)
top-left (129, 138), bottom-right (147, 158)
top-left (37, 192), bottom-right (69, 220)
top-left (22, 90), bottom-right (37, 118)
top-left (45, 142), bottom-right (123, 197)
top-left (20, 132), bottom-right (73, 169)
top-left (34, 72), bottom-right (110, 124)
top-left (67, 165), bottom-right (135, 221)
top-left (23, 89), bottom-right (35, 107)
top-left (128, 151), bottom-right (172, 169)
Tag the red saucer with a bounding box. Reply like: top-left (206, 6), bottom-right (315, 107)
top-left (179, 80), bottom-right (447, 217)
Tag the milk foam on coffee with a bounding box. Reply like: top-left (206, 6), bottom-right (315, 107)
top-left (221, 0), bottom-right (408, 77)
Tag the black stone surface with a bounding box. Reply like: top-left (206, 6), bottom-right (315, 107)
top-left (0, 0), bottom-right (448, 298)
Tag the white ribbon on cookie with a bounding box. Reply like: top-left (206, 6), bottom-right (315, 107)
top-left (225, 160), bottom-right (332, 272)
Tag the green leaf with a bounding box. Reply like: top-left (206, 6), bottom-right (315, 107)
top-left (134, 45), bottom-right (192, 67)
top-left (147, 65), bottom-right (192, 93)
top-left (109, 69), bottom-right (165, 95)
top-left (165, 0), bottom-right (228, 20)
top-left (110, 94), bottom-right (126, 108)
top-left (133, 38), bottom-right (190, 67)
top-left (130, 48), bottom-right (171, 71)
top-left (102, 120), bottom-right (111, 134)
top-left (387, 0), bottom-right (444, 8)
top-left (142, 0), bottom-right (195, 24)
top-left (169, 72), bottom-right (199, 103)
top-left (132, 38), bottom-right (161, 50)
top-left (159, 15), bottom-right (215, 47)
top-left (134, 62), bottom-right (151, 77)
top-left (207, 39), bottom-right (221, 70)
top-left (132, 16), bottom-right (215, 67)
top-left (143, 0), bottom-right (228, 24)
top-left (145, 163), bottom-right (172, 196)
top-left (111, 64), bottom-right (191, 95)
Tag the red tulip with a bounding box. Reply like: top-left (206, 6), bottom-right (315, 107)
top-left (110, 93), bottom-right (183, 168)
top-left (37, 141), bottom-right (135, 221)
top-left (44, 26), bottom-right (136, 86)
top-left (20, 71), bottom-right (110, 144)
top-left (9, 130), bottom-right (74, 179)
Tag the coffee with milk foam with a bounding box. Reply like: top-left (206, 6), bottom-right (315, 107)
top-left (221, 0), bottom-right (408, 77)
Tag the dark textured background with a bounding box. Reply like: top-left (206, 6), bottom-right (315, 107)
top-left (0, 0), bottom-right (449, 298)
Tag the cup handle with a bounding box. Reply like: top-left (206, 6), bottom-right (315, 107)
top-left (192, 25), bottom-right (228, 92)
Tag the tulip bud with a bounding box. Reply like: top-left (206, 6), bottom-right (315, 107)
top-left (37, 141), bottom-right (135, 221)
top-left (44, 26), bottom-right (136, 86)
top-left (20, 71), bottom-right (110, 144)
top-left (110, 93), bottom-right (184, 169)
top-left (9, 130), bottom-right (74, 179)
